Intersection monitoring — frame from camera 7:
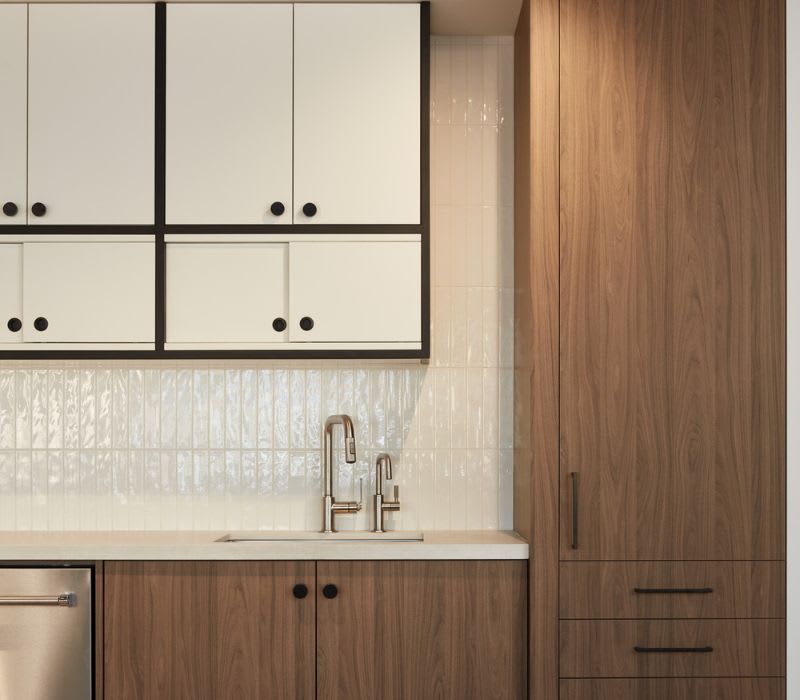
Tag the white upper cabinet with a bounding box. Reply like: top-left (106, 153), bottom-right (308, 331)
top-left (27, 5), bottom-right (154, 225)
top-left (0, 245), bottom-right (22, 343)
top-left (166, 5), bottom-right (293, 225)
top-left (293, 4), bottom-right (421, 225)
top-left (289, 241), bottom-right (421, 342)
top-left (22, 242), bottom-right (154, 343)
top-left (0, 5), bottom-right (27, 226)
top-left (166, 243), bottom-right (289, 344)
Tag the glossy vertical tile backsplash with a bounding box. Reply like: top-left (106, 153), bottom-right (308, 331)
top-left (0, 37), bottom-right (514, 531)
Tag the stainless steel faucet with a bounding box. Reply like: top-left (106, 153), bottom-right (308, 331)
top-left (372, 453), bottom-right (400, 533)
top-left (321, 414), bottom-right (362, 533)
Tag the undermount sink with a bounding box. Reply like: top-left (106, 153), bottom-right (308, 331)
top-left (216, 531), bottom-right (424, 543)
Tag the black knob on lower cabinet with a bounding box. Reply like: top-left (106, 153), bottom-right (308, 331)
top-left (2, 202), bottom-right (18, 217)
top-left (33, 317), bottom-right (48, 332)
top-left (6, 318), bottom-right (21, 333)
top-left (272, 317), bottom-right (287, 332)
top-left (302, 202), bottom-right (317, 218)
top-left (299, 317), bottom-right (314, 332)
top-left (322, 584), bottom-right (338, 599)
top-left (292, 583), bottom-right (309, 599)
top-left (31, 202), bottom-right (47, 217)
top-left (270, 201), bottom-right (285, 216)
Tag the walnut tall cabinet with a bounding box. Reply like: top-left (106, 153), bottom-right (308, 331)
top-left (514, 0), bottom-right (786, 697)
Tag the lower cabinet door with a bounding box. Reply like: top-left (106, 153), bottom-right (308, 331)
top-left (22, 241), bottom-right (154, 343)
top-left (166, 243), bottom-right (288, 344)
top-left (316, 561), bottom-right (527, 699)
top-left (560, 679), bottom-right (785, 700)
top-left (104, 561), bottom-right (315, 700)
top-left (0, 244), bottom-right (22, 343)
top-left (288, 241), bottom-right (421, 343)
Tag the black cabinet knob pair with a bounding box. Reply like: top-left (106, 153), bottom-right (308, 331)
top-left (2, 202), bottom-right (46, 217)
top-left (272, 317), bottom-right (314, 332)
top-left (6, 317), bottom-right (47, 332)
top-left (292, 583), bottom-right (338, 599)
top-left (269, 203), bottom-right (317, 217)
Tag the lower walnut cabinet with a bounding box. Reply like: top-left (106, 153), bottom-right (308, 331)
top-left (103, 560), bottom-right (527, 700)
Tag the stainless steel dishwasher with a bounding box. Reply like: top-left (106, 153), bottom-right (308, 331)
top-left (0, 567), bottom-right (92, 700)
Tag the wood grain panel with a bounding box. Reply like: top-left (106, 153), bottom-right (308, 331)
top-left (104, 561), bottom-right (315, 700)
top-left (316, 561), bottom-right (527, 699)
top-left (559, 0), bottom-right (785, 560)
top-left (561, 679), bottom-right (785, 700)
top-left (560, 561), bottom-right (785, 619)
top-left (560, 619), bottom-right (785, 678)
top-left (513, 0), bottom-right (560, 698)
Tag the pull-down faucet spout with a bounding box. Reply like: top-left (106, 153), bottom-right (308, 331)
top-left (321, 415), bottom-right (361, 533)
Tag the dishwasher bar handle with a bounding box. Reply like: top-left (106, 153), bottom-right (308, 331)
top-left (0, 593), bottom-right (74, 607)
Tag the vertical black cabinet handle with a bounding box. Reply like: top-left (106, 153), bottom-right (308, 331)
top-left (322, 583), bottom-right (338, 599)
top-left (6, 318), bottom-right (22, 333)
top-left (302, 202), bottom-right (317, 218)
top-left (570, 471), bottom-right (578, 549)
top-left (31, 202), bottom-right (47, 217)
top-left (270, 201), bottom-right (285, 216)
top-left (292, 583), bottom-right (309, 599)
top-left (2, 202), bottom-right (18, 217)
top-left (33, 317), bottom-right (48, 331)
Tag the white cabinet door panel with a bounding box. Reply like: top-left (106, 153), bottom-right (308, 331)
top-left (166, 5), bottom-right (293, 225)
top-left (166, 244), bottom-right (288, 343)
top-left (289, 242), bottom-right (420, 342)
top-left (0, 5), bottom-right (27, 225)
top-left (294, 4), bottom-right (420, 225)
top-left (28, 5), bottom-right (154, 225)
top-left (22, 242), bottom-right (154, 343)
top-left (0, 245), bottom-right (22, 343)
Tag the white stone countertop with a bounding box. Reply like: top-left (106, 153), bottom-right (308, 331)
top-left (0, 530), bottom-right (529, 561)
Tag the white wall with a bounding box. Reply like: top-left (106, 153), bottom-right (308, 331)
top-left (788, 0), bottom-right (798, 690)
top-left (0, 37), bottom-right (515, 533)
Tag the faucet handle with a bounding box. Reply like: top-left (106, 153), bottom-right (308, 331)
top-left (358, 478), bottom-right (364, 508)
top-left (393, 485), bottom-right (399, 502)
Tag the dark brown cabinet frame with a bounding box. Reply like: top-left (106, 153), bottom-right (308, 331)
top-left (0, 2), bottom-right (431, 361)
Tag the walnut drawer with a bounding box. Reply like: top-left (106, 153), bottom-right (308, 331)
top-left (560, 619), bottom-right (784, 678)
top-left (560, 679), bottom-right (785, 700)
top-left (560, 562), bottom-right (784, 619)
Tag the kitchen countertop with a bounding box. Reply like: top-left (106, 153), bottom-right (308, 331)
top-left (0, 530), bottom-right (528, 561)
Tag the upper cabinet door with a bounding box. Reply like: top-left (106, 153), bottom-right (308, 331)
top-left (294, 4), bottom-right (421, 225)
top-left (27, 5), bottom-right (154, 225)
top-left (166, 5), bottom-right (293, 225)
top-left (0, 5), bottom-right (27, 226)
top-left (22, 242), bottom-right (154, 343)
top-left (0, 245), bottom-right (22, 343)
top-left (166, 243), bottom-right (288, 344)
top-left (289, 241), bottom-right (420, 343)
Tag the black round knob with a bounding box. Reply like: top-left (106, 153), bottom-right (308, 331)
top-left (299, 316), bottom-right (314, 331)
top-left (31, 202), bottom-right (47, 217)
top-left (302, 202), bottom-right (317, 218)
top-left (33, 317), bottom-right (48, 332)
top-left (292, 583), bottom-right (309, 599)
top-left (2, 202), bottom-right (18, 217)
top-left (322, 584), bottom-right (338, 599)
top-left (6, 318), bottom-right (21, 333)
top-left (270, 201), bottom-right (285, 216)
top-left (272, 317), bottom-right (287, 332)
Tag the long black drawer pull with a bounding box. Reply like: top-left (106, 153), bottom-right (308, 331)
top-left (634, 646), bottom-right (713, 654)
top-left (633, 587), bottom-right (714, 595)
top-left (570, 472), bottom-right (578, 549)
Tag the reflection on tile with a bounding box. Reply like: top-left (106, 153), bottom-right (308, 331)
top-left (0, 38), bottom-right (514, 532)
